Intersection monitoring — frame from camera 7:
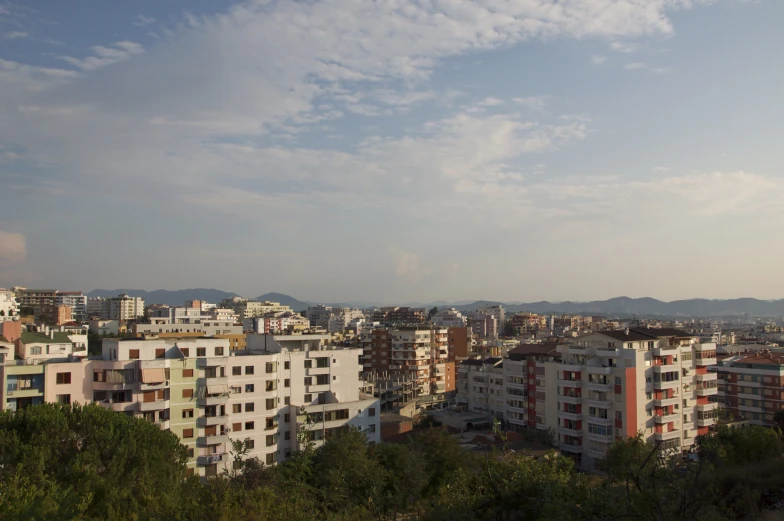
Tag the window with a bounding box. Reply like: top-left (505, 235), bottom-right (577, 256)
top-left (304, 394), bottom-right (312, 403)
top-left (284, 413), bottom-right (290, 423)
top-left (187, 447), bottom-right (194, 457)
top-left (266, 453), bottom-right (274, 465)
top-left (284, 378), bottom-right (290, 388)
top-left (183, 409), bottom-right (194, 418)
top-left (56, 372), bottom-right (71, 384)
top-left (266, 398), bottom-right (276, 410)
top-left (368, 424), bottom-right (376, 433)
top-left (266, 434), bottom-right (276, 446)
top-left (215, 346), bottom-right (224, 356)
top-left (183, 369), bottom-right (194, 378)
top-left (245, 366), bottom-right (254, 375)
top-left (155, 348), bottom-right (165, 359)
top-left (316, 374), bottom-right (329, 385)
top-left (182, 389), bottom-right (194, 398)
top-left (266, 380), bottom-right (277, 392)
top-left (30, 346), bottom-right (41, 355)
top-left (304, 377), bottom-right (312, 386)
top-left (285, 431), bottom-right (290, 440)
top-left (197, 348), bottom-right (206, 357)
top-left (616, 411), bottom-right (623, 419)
top-left (232, 423), bottom-right (242, 432)
top-left (233, 404), bottom-right (242, 414)
top-left (246, 440), bottom-right (255, 449)
top-left (265, 362), bottom-right (275, 373)
top-left (284, 361), bottom-right (290, 370)
top-left (56, 394), bottom-right (71, 405)
top-left (284, 397), bottom-right (290, 405)
top-left (614, 377), bottom-right (622, 385)
top-left (129, 349), bottom-right (140, 359)
top-left (245, 421), bottom-right (255, 430)
top-left (245, 402), bottom-right (255, 412)
top-left (304, 360), bottom-right (312, 369)
top-left (245, 384), bottom-right (255, 393)
top-left (368, 407), bottom-right (376, 417)
top-left (183, 428), bottom-right (194, 438)
top-left (315, 357), bottom-right (329, 368)
top-left (230, 386), bottom-right (241, 394)
top-left (232, 366), bottom-right (241, 376)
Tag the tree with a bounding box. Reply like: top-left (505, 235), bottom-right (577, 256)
top-left (428, 306), bottom-right (438, 318)
top-left (0, 403), bottom-right (191, 520)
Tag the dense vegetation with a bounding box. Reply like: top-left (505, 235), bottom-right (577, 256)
top-left (1, 403), bottom-right (784, 521)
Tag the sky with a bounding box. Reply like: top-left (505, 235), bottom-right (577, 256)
top-left (0, 0), bottom-right (783, 304)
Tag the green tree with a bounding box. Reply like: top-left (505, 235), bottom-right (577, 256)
top-left (371, 442), bottom-right (426, 519)
top-left (428, 306), bottom-right (438, 318)
top-left (0, 403), bottom-right (190, 520)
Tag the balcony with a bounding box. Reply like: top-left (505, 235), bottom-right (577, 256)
top-left (558, 378), bottom-right (582, 387)
top-left (653, 345), bottom-right (678, 356)
top-left (586, 432), bottom-right (613, 443)
top-left (587, 366), bottom-right (613, 375)
top-left (559, 394), bottom-right (582, 405)
top-left (695, 373), bottom-right (717, 383)
top-left (653, 379), bottom-right (680, 390)
top-left (696, 386), bottom-right (718, 397)
top-left (4, 387), bottom-right (44, 398)
top-left (198, 395), bottom-right (229, 407)
top-left (696, 402), bottom-right (718, 412)
top-left (695, 357), bottom-right (717, 367)
top-left (197, 453), bottom-right (225, 466)
top-left (198, 415), bottom-right (229, 427)
top-left (587, 416), bottom-right (613, 426)
top-left (696, 417), bottom-right (715, 427)
top-left (654, 413), bottom-right (679, 424)
top-left (654, 396), bottom-right (681, 407)
top-left (560, 443), bottom-right (583, 454)
top-left (653, 429), bottom-right (681, 441)
top-left (559, 363), bottom-right (582, 372)
top-left (138, 400), bottom-right (169, 412)
top-left (560, 427), bottom-right (581, 437)
top-left (203, 376), bottom-right (229, 386)
top-left (198, 434), bottom-right (229, 447)
top-left (586, 398), bottom-right (612, 409)
top-left (558, 411), bottom-right (581, 421)
top-left (99, 401), bottom-right (136, 413)
top-left (197, 358), bottom-right (227, 368)
top-left (587, 382), bottom-right (612, 393)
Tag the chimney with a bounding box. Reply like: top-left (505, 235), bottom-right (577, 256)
top-left (50, 330), bottom-right (54, 339)
top-left (625, 328), bottom-right (630, 336)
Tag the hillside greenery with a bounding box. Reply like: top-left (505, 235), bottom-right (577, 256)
top-left (1, 403), bottom-right (784, 520)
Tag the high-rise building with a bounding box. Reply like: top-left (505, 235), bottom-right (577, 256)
top-left (712, 349), bottom-right (784, 426)
top-left (87, 294), bottom-right (145, 320)
top-left (0, 289), bottom-right (19, 322)
top-left (0, 333), bottom-right (379, 477)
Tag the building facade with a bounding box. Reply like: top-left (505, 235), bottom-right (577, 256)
top-left (713, 350), bottom-right (784, 426)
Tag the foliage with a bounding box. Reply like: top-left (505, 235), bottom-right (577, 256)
top-left (3, 405), bottom-right (784, 521)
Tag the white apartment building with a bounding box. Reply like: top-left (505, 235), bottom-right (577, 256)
top-left (389, 328), bottom-right (449, 396)
top-left (0, 289), bottom-right (19, 322)
top-left (236, 301), bottom-right (293, 319)
top-left (455, 329), bottom-right (718, 471)
top-left (87, 294), bottom-right (145, 320)
top-left (432, 308), bottom-right (466, 328)
top-left (55, 292), bottom-right (87, 322)
top-left (94, 334), bottom-right (379, 477)
top-left (327, 308), bottom-right (366, 332)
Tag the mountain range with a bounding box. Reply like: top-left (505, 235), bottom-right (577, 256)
top-left (86, 289), bottom-right (784, 317)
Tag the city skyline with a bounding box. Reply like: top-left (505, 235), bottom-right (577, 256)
top-left (1, 0), bottom-right (783, 302)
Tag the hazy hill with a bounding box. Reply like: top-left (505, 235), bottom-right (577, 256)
top-left (254, 292), bottom-right (313, 311)
top-left (87, 288), bottom-right (240, 306)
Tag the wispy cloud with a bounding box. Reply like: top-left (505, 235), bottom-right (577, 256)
top-left (590, 54), bottom-right (608, 65)
top-left (61, 41), bottom-right (144, 71)
top-left (3, 31), bottom-right (27, 40)
top-left (133, 15), bottom-right (155, 27)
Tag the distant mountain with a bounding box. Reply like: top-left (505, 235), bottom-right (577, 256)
top-left (255, 293), bottom-right (313, 311)
top-left (87, 288), bottom-right (241, 306)
top-left (454, 297), bottom-right (784, 317)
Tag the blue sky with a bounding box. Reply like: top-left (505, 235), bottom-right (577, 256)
top-left (0, 0), bottom-right (782, 303)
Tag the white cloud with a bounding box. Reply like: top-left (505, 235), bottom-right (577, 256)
top-left (651, 165), bottom-right (672, 172)
top-left (391, 248), bottom-right (428, 279)
top-left (513, 96), bottom-right (548, 111)
top-left (133, 15), bottom-right (156, 27)
top-left (590, 54), bottom-right (608, 65)
top-left (3, 31), bottom-right (27, 40)
top-left (61, 41), bottom-right (144, 71)
top-left (0, 229), bottom-right (27, 264)
top-left (624, 62), bottom-right (648, 70)
top-left (610, 41), bottom-right (640, 53)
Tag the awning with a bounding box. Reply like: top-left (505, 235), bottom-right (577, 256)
top-left (207, 384), bottom-right (228, 395)
top-left (141, 368), bottom-right (166, 384)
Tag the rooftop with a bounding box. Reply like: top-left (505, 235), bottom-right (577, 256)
top-left (20, 331), bottom-right (74, 344)
top-left (507, 343), bottom-right (558, 360)
top-left (631, 327), bottom-right (694, 338)
top-left (595, 330), bottom-right (659, 342)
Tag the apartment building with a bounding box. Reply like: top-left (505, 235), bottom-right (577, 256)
top-left (55, 292), bottom-right (87, 322)
top-left (456, 343), bottom-right (559, 430)
top-left (712, 350), bottom-right (784, 426)
top-left (447, 326), bottom-right (471, 359)
top-left (470, 313), bottom-right (497, 339)
top-left (432, 308), bottom-right (466, 328)
top-left (232, 301), bottom-right (293, 319)
top-left (87, 294), bottom-right (145, 320)
top-left (454, 329), bottom-right (719, 470)
top-left (509, 313), bottom-right (546, 335)
top-left (0, 289), bottom-right (20, 321)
